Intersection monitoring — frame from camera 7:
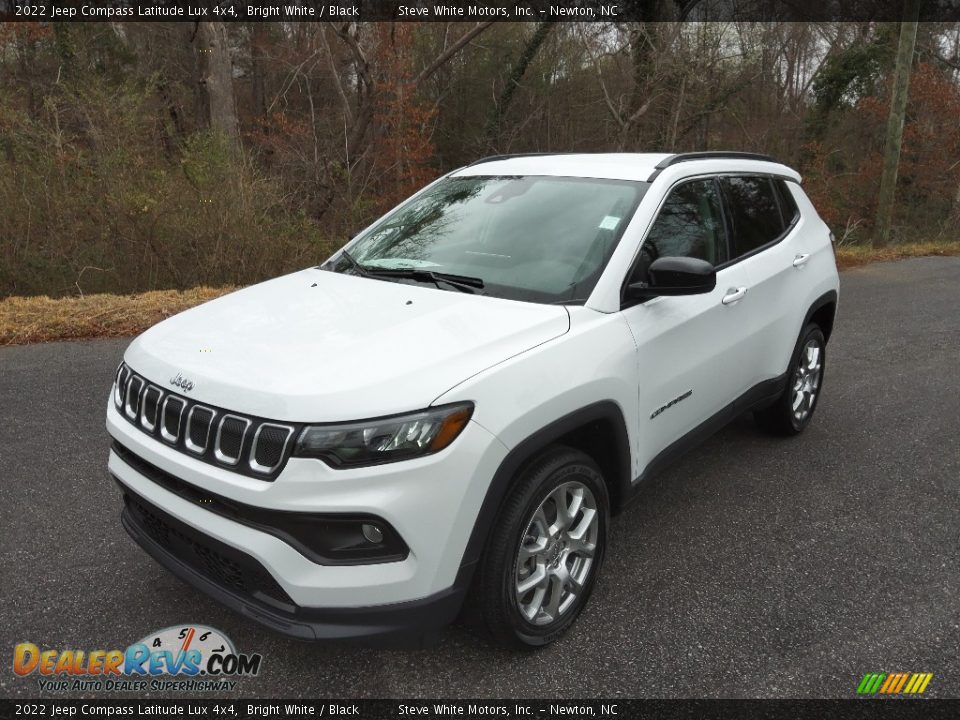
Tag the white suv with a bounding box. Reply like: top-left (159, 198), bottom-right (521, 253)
top-left (106, 152), bottom-right (839, 648)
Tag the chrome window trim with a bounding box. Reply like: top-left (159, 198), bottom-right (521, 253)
top-left (160, 395), bottom-right (186, 444)
top-left (214, 414), bottom-right (251, 466)
top-left (249, 423), bottom-right (294, 474)
top-left (184, 405), bottom-right (217, 455)
top-left (139, 386), bottom-right (164, 432)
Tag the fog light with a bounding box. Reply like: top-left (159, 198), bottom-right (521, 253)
top-left (361, 523), bottom-right (384, 544)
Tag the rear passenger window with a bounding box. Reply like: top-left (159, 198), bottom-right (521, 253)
top-left (721, 176), bottom-right (785, 257)
top-left (774, 179), bottom-right (800, 226)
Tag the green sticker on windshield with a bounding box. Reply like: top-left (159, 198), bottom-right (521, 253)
top-left (599, 216), bottom-right (621, 230)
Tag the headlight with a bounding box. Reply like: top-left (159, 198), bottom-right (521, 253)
top-left (293, 402), bottom-right (474, 467)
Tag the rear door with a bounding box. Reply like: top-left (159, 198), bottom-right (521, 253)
top-left (718, 176), bottom-right (804, 385)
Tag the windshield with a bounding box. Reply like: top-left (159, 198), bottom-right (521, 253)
top-left (332, 175), bottom-right (649, 304)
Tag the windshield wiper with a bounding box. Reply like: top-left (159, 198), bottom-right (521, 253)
top-left (364, 267), bottom-right (485, 294)
top-left (337, 250), bottom-right (375, 278)
top-left (333, 252), bottom-right (484, 294)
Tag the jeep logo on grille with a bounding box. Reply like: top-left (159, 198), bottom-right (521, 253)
top-left (169, 373), bottom-right (195, 392)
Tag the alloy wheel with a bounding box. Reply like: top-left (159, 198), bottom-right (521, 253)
top-left (514, 481), bottom-right (600, 626)
top-left (792, 337), bottom-right (823, 424)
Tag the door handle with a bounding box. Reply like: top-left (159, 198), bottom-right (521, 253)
top-left (792, 253), bottom-right (811, 268)
top-left (721, 287), bottom-right (748, 305)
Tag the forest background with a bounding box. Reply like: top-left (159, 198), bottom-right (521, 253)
top-left (2, 18), bottom-right (959, 302)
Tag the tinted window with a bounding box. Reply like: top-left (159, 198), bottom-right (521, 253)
top-left (722, 176), bottom-right (785, 257)
top-left (775, 179), bottom-right (800, 225)
top-left (632, 179), bottom-right (727, 282)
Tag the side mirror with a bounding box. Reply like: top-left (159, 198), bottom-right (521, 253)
top-left (625, 257), bottom-right (716, 300)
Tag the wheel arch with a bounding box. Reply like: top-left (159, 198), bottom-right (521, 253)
top-left (457, 401), bottom-right (631, 573)
top-left (804, 290), bottom-right (838, 343)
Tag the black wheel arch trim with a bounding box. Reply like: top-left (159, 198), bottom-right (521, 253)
top-left (457, 401), bottom-right (631, 575)
top-left (803, 289), bottom-right (838, 343)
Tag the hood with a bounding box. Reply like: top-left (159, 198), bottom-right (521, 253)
top-left (124, 269), bottom-right (570, 421)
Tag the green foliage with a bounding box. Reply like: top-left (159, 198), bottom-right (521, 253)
top-left (808, 28), bottom-right (896, 137)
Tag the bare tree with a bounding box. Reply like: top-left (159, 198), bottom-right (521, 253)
top-left (193, 22), bottom-right (239, 140)
top-left (874, 0), bottom-right (922, 246)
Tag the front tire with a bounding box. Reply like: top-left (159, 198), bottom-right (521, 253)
top-left (474, 446), bottom-right (609, 650)
top-left (755, 322), bottom-right (826, 435)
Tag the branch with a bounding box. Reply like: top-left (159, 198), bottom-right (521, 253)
top-left (411, 22), bottom-right (494, 87)
top-left (319, 24), bottom-right (351, 123)
top-left (626, 93), bottom-right (659, 126)
top-left (334, 22), bottom-right (371, 92)
top-left (266, 48), bottom-right (320, 115)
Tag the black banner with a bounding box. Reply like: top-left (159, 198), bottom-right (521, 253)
top-left (1, 0), bottom-right (960, 23)
top-left (3, 700), bottom-right (960, 720)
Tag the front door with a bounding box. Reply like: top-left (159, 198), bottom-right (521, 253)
top-left (621, 177), bottom-right (756, 475)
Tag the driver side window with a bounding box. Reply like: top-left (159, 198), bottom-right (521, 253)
top-left (632, 179), bottom-right (728, 283)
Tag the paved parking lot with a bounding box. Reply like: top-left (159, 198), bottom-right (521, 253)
top-left (2, 257), bottom-right (958, 698)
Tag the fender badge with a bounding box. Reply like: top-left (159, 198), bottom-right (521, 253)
top-left (651, 389), bottom-right (692, 419)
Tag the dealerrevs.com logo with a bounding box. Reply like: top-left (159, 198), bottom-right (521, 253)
top-left (13, 625), bottom-right (263, 693)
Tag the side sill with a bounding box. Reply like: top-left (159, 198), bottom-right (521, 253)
top-left (625, 373), bottom-right (788, 500)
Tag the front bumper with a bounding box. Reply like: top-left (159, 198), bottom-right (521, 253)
top-left (106, 399), bottom-right (509, 639)
top-left (118, 478), bottom-right (465, 644)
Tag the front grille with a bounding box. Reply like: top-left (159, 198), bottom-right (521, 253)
top-left (253, 424), bottom-right (291, 472)
top-left (115, 364), bottom-right (131, 406)
top-left (125, 376), bottom-right (144, 419)
top-left (122, 483), bottom-right (293, 608)
top-left (186, 406), bottom-right (215, 453)
top-left (114, 362), bottom-right (296, 480)
top-left (216, 416), bottom-right (248, 464)
top-left (141, 387), bottom-right (162, 431)
top-left (161, 396), bottom-right (185, 443)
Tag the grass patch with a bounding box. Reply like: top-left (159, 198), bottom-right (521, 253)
top-left (2, 241), bottom-right (959, 346)
top-left (0, 287), bottom-right (236, 346)
top-left (834, 240), bottom-right (960, 270)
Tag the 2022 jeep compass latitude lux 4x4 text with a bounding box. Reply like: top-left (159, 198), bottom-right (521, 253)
top-left (107, 152), bottom-right (839, 648)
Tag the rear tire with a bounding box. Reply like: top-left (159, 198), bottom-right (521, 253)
top-left (754, 323), bottom-right (826, 435)
top-left (473, 446), bottom-right (609, 650)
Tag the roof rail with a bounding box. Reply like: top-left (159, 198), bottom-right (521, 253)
top-left (465, 152), bottom-right (573, 168)
top-left (653, 151), bottom-right (779, 170)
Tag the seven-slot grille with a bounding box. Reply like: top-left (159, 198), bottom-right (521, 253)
top-left (113, 362), bottom-right (295, 480)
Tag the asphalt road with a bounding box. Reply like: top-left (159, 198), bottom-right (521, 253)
top-left (2, 257), bottom-right (958, 700)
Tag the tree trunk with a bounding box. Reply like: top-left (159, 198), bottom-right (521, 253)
top-left (625, 23), bottom-right (654, 149)
top-left (194, 22), bottom-right (239, 141)
top-left (250, 24), bottom-right (268, 119)
top-left (950, 179), bottom-right (960, 226)
top-left (485, 22), bottom-right (554, 149)
top-left (873, 0), bottom-right (921, 247)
